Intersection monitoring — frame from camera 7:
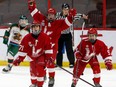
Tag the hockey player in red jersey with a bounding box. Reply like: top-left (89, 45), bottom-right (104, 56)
top-left (13, 21), bottom-right (53, 87)
top-left (28, 0), bottom-right (78, 87)
top-left (71, 28), bottom-right (113, 87)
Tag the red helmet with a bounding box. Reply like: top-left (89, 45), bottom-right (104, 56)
top-left (31, 20), bottom-right (41, 28)
top-left (87, 28), bottom-right (98, 35)
top-left (31, 20), bottom-right (42, 35)
top-left (32, 20), bottom-right (40, 25)
top-left (47, 8), bottom-right (56, 14)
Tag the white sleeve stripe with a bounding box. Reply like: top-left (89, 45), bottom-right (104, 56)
top-left (31, 8), bottom-right (38, 17)
top-left (45, 50), bottom-right (53, 54)
top-left (65, 17), bottom-right (72, 26)
top-left (104, 56), bottom-right (112, 61)
top-left (17, 52), bottom-right (27, 56)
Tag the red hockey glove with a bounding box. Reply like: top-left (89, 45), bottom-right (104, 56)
top-left (13, 56), bottom-right (25, 66)
top-left (28, 0), bottom-right (36, 11)
top-left (13, 58), bottom-right (21, 66)
top-left (69, 8), bottom-right (77, 17)
top-left (74, 52), bottom-right (82, 60)
top-left (105, 59), bottom-right (113, 70)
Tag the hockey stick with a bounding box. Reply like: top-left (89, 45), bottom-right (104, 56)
top-left (71, 0), bottom-right (75, 46)
top-left (56, 64), bottom-right (95, 87)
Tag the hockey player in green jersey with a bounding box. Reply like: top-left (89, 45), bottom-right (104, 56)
top-left (2, 15), bottom-right (30, 73)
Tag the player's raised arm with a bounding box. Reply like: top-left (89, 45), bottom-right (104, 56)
top-left (28, 0), bottom-right (45, 22)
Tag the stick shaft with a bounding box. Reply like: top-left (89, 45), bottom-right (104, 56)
top-left (56, 64), bottom-right (95, 87)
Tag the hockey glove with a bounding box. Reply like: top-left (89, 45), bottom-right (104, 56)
top-left (73, 13), bottom-right (83, 21)
top-left (47, 57), bottom-right (54, 66)
top-left (28, 0), bottom-right (36, 10)
top-left (13, 56), bottom-right (25, 66)
top-left (69, 8), bottom-right (77, 17)
top-left (3, 30), bottom-right (10, 45)
top-left (105, 59), bottom-right (113, 70)
top-left (74, 52), bottom-right (82, 60)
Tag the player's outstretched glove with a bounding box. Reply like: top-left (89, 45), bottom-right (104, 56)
top-left (69, 8), bottom-right (77, 17)
top-left (13, 58), bottom-right (21, 66)
top-left (73, 13), bottom-right (83, 21)
top-left (13, 56), bottom-right (25, 66)
top-left (105, 59), bottom-right (113, 70)
top-left (28, 0), bottom-right (36, 10)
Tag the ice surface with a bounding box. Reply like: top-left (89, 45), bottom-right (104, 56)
top-left (0, 66), bottom-right (116, 87)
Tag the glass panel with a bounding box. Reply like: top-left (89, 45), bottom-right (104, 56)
top-left (51, 0), bottom-right (103, 28)
top-left (0, 0), bottom-right (47, 25)
top-left (106, 0), bottom-right (116, 28)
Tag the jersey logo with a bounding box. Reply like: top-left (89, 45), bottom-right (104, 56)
top-left (19, 45), bottom-right (24, 51)
top-left (32, 47), bottom-right (42, 57)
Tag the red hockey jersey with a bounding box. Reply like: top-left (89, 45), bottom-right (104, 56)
top-left (16, 32), bottom-right (53, 65)
top-left (28, 1), bottom-right (73, 49)
top-left (75, 39), bottom-right (112, 61)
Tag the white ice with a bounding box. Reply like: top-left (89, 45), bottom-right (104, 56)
top-left (0, 66), bottom-right (116, 87)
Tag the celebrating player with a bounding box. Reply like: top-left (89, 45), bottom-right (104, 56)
top-left (28, 0), bottom-right (79, 87)
top-left (71, 28), bottom-right (113, 87)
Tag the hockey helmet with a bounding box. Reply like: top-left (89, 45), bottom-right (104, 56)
top-left (62, 3), bottom-right (70, 9)
top-left (87, 28), bottom-right (98, 35)
top-left (47, 8), bottom-right (56, 15)
top-left (31, 20), bottom-right (42, 35)
top-left (19, 15), bottom-right (28, 27)
top-left (87, 28), bottom-right (98, 44)
top-left (19, 15), bottom-right (27, 20)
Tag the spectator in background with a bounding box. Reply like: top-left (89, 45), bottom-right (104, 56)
top-left (85, 2), bottom-right (103, 28)
top-left (2, 15), bottom-right (30, 73)
top-left (107, 10), bottom-right (116, 28)
top-left (56, 3), bottom-right (88, 68)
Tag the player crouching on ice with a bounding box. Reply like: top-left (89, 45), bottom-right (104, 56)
top-left (13, 21), bottom-right (54, 87)
top-left (71, 28), bottom-right (113, 87)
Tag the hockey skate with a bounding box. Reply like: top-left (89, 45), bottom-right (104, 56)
top-left (71, 83), bottom-right (76, 87)
top-left (69, 64), bottom-right (74, 68)
top-left (2, 64), bottom-right (13, 73)
top-left (48, 77), bottom-right (55, 87)
top-left (29, 84), bottom-right (37, 87)
top-left (94, 83), bottom-right (102, 87)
